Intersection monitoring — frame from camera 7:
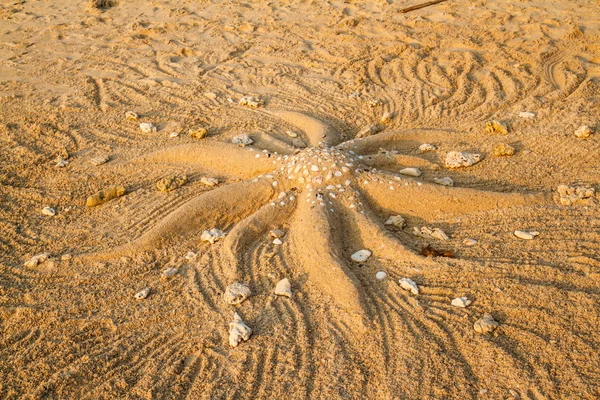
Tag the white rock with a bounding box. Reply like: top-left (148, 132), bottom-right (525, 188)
top-left (89, 155), bottom-right (110, 166)
top-left (399, 167), bottom-right (422, 177)
top-left (385, 215), bottom-right (406, 229)
top-left (413, 226), bottom-right (449, 241)
top-left (462, 238), bottom-right (478, 246)
top-left (24, 253), bottom-right (49, 268)
top-left (139, 122), bottom-right (157, 133)
top-left (42, 207), bottom-right (56, 216)
top-left (224, 282), bottom-right (251, 305)
top-left (135, 287), bottom-right (150, 300)
top-left (351, 249), bottom-right (372, 262)
top-left (419, 143), bottom-right (437, 152)
top-left (200, 177), bottom-right (219, 187)
top-left (474, 313), bottom-right (499, 334)
top-left (274, 278), bottom-right (292, 298)
top-left (232, 134), bottom-right (253, 146)
top-left (273, 238), bottom-right (283, 245)
top-left (399, 278), bottom-right (419, 295)
top-left (574, 125), bottom-right (593, 138)
top-left (239, 96), bottom-right (264, 108)
top-left (162, 267), bottom-right (178, 278)
top-left (444, 151), bottom-right (481, 169)
top-left (201, 228), bottom-right (225, 244)
top-left (185, 251), bottom-right (197, 260)
top-left (451, 297), bottom-right (472, 308)
top-left (375, 271), bottom-right (388, 280)
top-left (514, 230), bottom-right (539, 240)
top-left (229, 313), bottom-right (252, 347)
top-left (519, 111), bottom-right (536, 118)
top-left (433, 177), bottom-right (454, 186)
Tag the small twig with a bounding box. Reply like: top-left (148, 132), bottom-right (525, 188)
top-left (400, 0), bottom-right (448, 13)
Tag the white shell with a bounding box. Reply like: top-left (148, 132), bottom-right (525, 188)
top-left (273, 238), bottom-right (283, 245)
top-left (399, 278), bottom-right (419, 295)
top-left (385, 215), bottom-right (405, 229)
top-left (224, 282), bottom-right (251, 305)
top-left (239, 96), bottom-right (264, 108)
top-left (413, 226), bottom-right (449, 241)
top-left (433, 177), bottom-right (454, 186)
top-left (474, 313), bottom-right (499, 334)
top-left (24, 253), bottom-right (49, 268)
top-left (375, 271), bottom-right (388, 280)
top-left (399, 167), bottom-right (421, 177)
top-left (419, 143), bottom-right (437, 152)
top-left (444, 151), bottom-right (481, 169)
top-left (135, 287), bottom-right (150, 300)
top-left (556, 184), bottom-right (595, 206)
top-left (139, 122), bottom-right (157, 133)
top-left (229, 313), bottom-right (252, 347)
top-left (232, 134), bottom-right (253, 146)
top-left (451, 297), bottom-right (472, 308)
top-left (201, 228), bottom-right (225, 244)
top-left (519, 111), bottom-right (536, 118)
top-left (42, 207), bottom-right (56, 216)
top-left (574, 125), bottom-right (593, 138)
top-left (514, 230), bottom-right (539, 240)
top-left (200, 177), bottom-right (219, 187)
top-left (185, 251), bottom-right (197, 260)
top-left (351, 249), bottom-right (372, 262)
top-left (462, 238), bottom-right (478, 246)
top-left (274, 278), bottom-right (292, 298)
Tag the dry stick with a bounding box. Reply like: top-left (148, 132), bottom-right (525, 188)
top-left (400, 0), bottom-right (449, 13)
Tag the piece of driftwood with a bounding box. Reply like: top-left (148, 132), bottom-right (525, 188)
top-left (400, 0), bottom-right (448, 13)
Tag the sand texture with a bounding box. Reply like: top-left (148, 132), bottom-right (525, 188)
top-left (1, 0), bottom-right (600, 398)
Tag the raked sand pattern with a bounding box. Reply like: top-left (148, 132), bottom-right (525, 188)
top-left (1, 0), bottom-right (600, 398)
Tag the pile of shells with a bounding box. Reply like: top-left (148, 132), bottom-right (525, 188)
top-left (556, 184), bottom-right (595, 206)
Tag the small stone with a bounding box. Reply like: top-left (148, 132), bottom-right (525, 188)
top-left (292, 138), bottom-right (307, 148)
top-left (444, 151), bottom-right (482, 169)
top-left (42, 206), bottom-right (56, 216)
top-left (514, 230), bottom-right (539, 240)
top-left (399, 278), bottom-right (419, 295)
top-left (351, 249), bottom-right (372, 262)
top-left (224, 282), bottom-right (251, 305)
top-left (201, 228), bottom-right (225, 244)
top-left (232, 134), bottom-right (253, 146)
top-left (493, 143), bottom-right (515, 157)
top-left (60, 253), bottom-right (72, 261)
top-left (162, 267), bottom-right (178, 279)
top-left (169, 131), bottom-right (179, 138)
top-left (139, 122), bottom-right (157, 133)
top-left (413, 226), bottom-right (449, 241)
top-left (376, 271), bottom-right (388, 280)
top-left (419, 143), bottom-right (437, 152)
top-left (451, 297), bottom-right (472, 308)
top-left (125, 111), bottom-right (139, 121)
top-left (356, 125), bottom-right (379, 139)
top-left (270, 229), bottom-right (286, 239)
top-left (86, 185), bottom-right (126, 207)
top-left (399, 167), bottom-right (421, 177)
top-left (274, 278), bottom-right (292, 298)
top-left (273, 238), bottom-right (283, 245)
top-left (239, 96), bottom-right (264, 108)
top-left (286, 130), bottom-right (298, 138)
top-left (519, 111), bottom-right (536, 118)
top-left (574, 125), bottom-right (593, 138)
top-left (485, 120), bottom-right (508, 135)
top-left (89, 155), bottom-right (110, 166)
top-left (189, 127), bottom-right (208, 139)
top-left (433, 177), bottom-right (454, 186)
top-left (156, 175), bottom-right (187, 192)
top-left (200, 177), bottom-right (219, 187)
top-left (385, 215), bottom-right (406, 229)
top-left (556, 184), bottom-right (595, 206)
top-left (474, 313), bottom-right (499, 334)
top-left (24, 253), bottom-right (49, 268)
top-left (184, 251), bottom-right (197, 260)
top-left (135, 287), bottom-right (150, 300)
top-left (229, 312), bottom-right (252, 347)
top-left (462, 238), bottom-right (478, 246)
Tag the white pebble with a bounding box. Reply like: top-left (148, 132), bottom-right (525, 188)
top-left (135, 287), bottom-right (150, 300)
top-left (351, 249), bottom-right (372, 262)
top-left (399, 167), bottom-right (421, 177)
top-left (399, 278), bottom-right (419, 295)
top-left (375, 271), bottom-right (388, 280)
top-left (273, 238), bottom-right (283, 245)
top-left (229, 313), bottom-right (252, 347)
top-left (514, 230), bottom-right (539, 240)
top-left (274, 278), bottom-right (292, 298)
top-left (451, 297), bottom-right (472, 308)
top-left (42, 206), bottom-right (56, 216)
top-left (139, 122), bottom-right (157, 133)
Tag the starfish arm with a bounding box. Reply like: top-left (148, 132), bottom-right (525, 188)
top-left (132, 141), bottom-right (278, 179)
top-left (80, 179), bottom-right (275, 261)
top-left (222, 194), bottom-right (298, 281)
top-left (265, 110), bottom-right (342, 147)
top-left (337, 129), bottom-right (452, 155)
top-left (288, 192), bottom-right (367, 330)
top-left (358, 170), bottom-right (550, 220)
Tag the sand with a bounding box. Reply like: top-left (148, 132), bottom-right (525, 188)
top-left (1, 0), bottom-right (600, 398)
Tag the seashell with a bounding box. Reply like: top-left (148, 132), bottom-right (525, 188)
top-left (272, 238), bottom-right (283, 245)
top-left (135, 287), bottom-right (150, 300)
top-left (292, 138), bottom-right (307, 148)
top-left (224, 282), bottom-right (251, 305)
top-left (413, 226), bottom-right (449, 241)
top-left (462, 238), bottom-right (478, 246)
top-left (24, 253), bottom-right (49, 268)
top-left (433, 177), bottom-right (454, 186)
top-left (514, 230), bottom-right (539, 240)
top-left (485, 120), bottom-right (508, 135)
top-left (239, 96), bottom-right (264, 108)
top-left (399, 167), bottom-right (421, 177)
top-left (184, 251), bottom-right (197, 260)
top-left (86, 185), bottom-right (126, 207)
top-left (451, 296), bottom-right (472, 308)
top-left (519, 111), bottom-right (536, 118)
top-left (419, 143), bottom-right (437, 152)
top-left (229, 313), bottom-right (252, 347)
top-left (385, 215), bottom-right (405, 229)
top-left (274, 278), bottom-right (292, 298)
top-left (189, 127), bottom-right (208, 139)
top-left (161, 267), bottom-right (178, 279)
top-left (493, 143), bottom-right (515, 157)
top-left (42, 206), bottom-right (56, 216)
top-left (125, 111), bottom-right (139, 121)
top-left (89, 155), bottom-right (110, 166)
top-left (474, 313), bottom-right (499, 334)
top-left (200, 177), bottom-right (219, 187)
top-left (574, 125), bottom-right (593, 138)
top-left (351, 249), bottom-right (372, 262)
top-left (201, 228), bottom-right (225, 244)
top-left (375, 271), bottom-right (388, 280)
top-left (399, 278), bottom-right (419, 295)
top-left (444, 151), bottom-right (482, 169)
top-left (286, 130), bottom-right (298, 138)
top-left (139, 122), bottom-right (157, 133)
top-left (270, 229), bottom-right (286, 239)
top-left (156, 175), bottom-right (187, 192)
top-left (169, 131), bottom-right (180, 138)
top-left (232, 134), bottom-right (253, 146)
